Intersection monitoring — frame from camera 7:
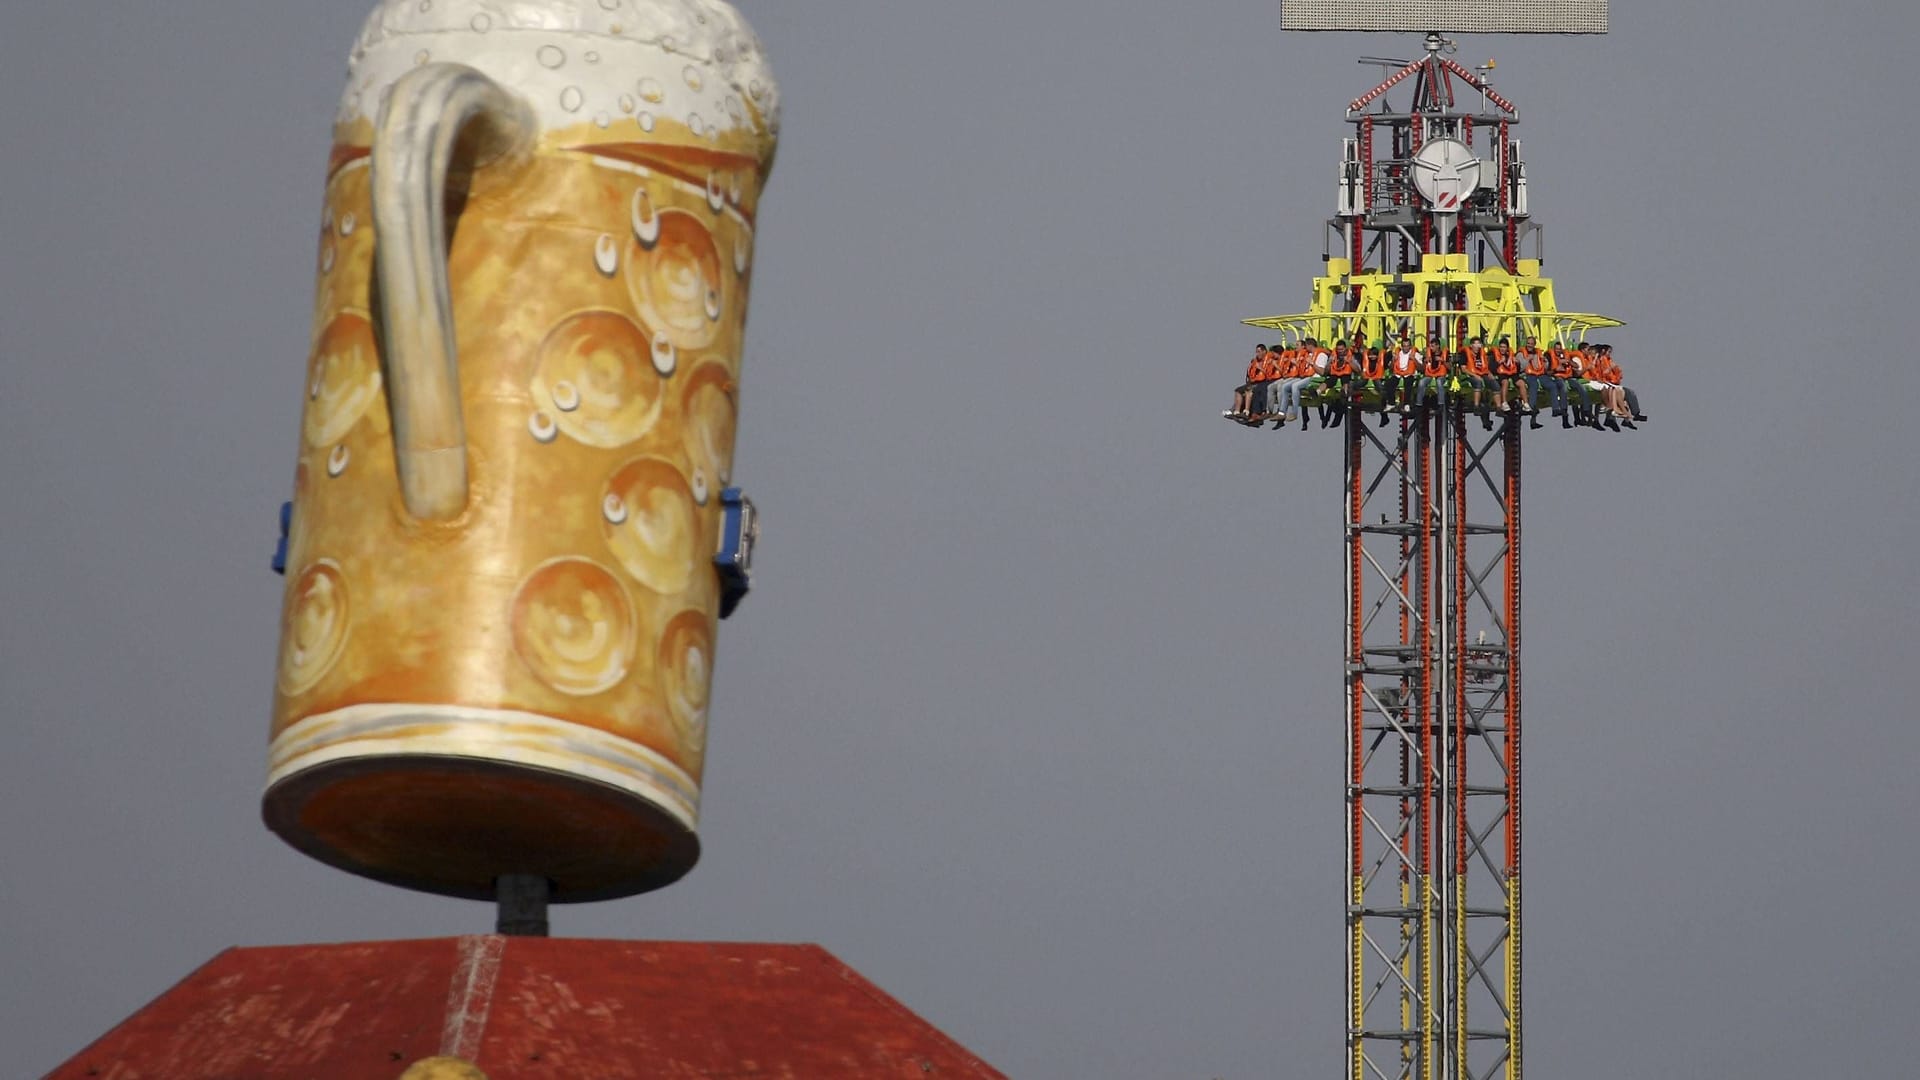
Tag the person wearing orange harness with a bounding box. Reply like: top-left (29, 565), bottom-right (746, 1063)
top-left (1228, 342), bottom-right (1259, 418)
top-left (1227, 343), bottom-right (1265, 422)
top-left (1360, 341), bottom-right (1387, 382)
top-left (1309, 336), bottom-right (1339, 428)
top-left (1517, 341), bottom-right (1548, 429)
top-left (1246, 345), bottom-right (1269, 420)
top-left (1360, 341), bottom-right (1381, 388)
top-left (1491, 336), bottom-right (1521, 416)
top-left (1601, 345), bottom-right (1646, 425)
top-left (1368, 339), bottom-right (1388, 417)
top-left (1541, 343), bottom-right (1574, 427)
top-left (1421, 340), bottom-right (1451, 413)
top-left (1388, 332), bottom-right (1422, 413)
top-left (1462, 336), bottom-right (1493, 427)
top-left (1261, 344), bottom-right (1293, 421)
top-left (1588, 343), bottom-right (1644, 430)
top-left (1563, 344), bottom-right (1599, 427)
top-left (1323, 338), bottom-right (1355, 428)
top-left (1256, 345), bottom-right (1284, 421)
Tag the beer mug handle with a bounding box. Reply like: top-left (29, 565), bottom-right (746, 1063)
top-left (371, 64), bottom-right (531, 521)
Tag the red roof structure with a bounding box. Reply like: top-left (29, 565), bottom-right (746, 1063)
top-left (46, 937), bottom-right (1006, 1079)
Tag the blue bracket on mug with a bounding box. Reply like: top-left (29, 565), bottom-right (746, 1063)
top-left (271, 501), bottom-right (293, 576)
top-left (714, 487), bottom-right (756, 619)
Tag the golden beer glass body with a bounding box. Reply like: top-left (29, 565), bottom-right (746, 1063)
top-left (265, 0), bottom-right (778, 900)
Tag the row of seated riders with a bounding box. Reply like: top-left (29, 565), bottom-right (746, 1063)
top-left (1226, 336), bottom-right (1647, 431)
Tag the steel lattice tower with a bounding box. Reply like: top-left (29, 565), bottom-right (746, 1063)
top-left (1243, 12), bottom-right (1623, 1077)
top-left (1342, 411), bottom-right (1523, 1080)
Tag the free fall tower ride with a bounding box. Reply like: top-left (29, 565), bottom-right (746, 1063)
top-left (1242, 4), bottom-right (1633, 1080)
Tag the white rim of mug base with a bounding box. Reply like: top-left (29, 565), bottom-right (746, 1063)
top-left (266, 702), bottom-right (700, 829)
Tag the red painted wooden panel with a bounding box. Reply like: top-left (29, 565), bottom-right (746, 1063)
top-left (45, 938), bottom-right (1004, 1080)
top-left (48, 939), bottom-right (456, 1080)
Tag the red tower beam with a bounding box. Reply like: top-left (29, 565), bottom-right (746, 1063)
top-left (1350, 58), bottom-right (1428, 113)
top-left (1437, 57), bottom-right (1517, 115)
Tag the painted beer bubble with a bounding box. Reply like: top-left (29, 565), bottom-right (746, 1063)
top-left (510, 557), bottom-right (639, 696)
top-left (601, 456), bottom-right (701, 596)
top-left (659, 608), bottom-right (713, 749)
top-left (680, 361), bottom-right (737, 486)
top-left (303, 312), bottom-right (383, 449)
top-left (626, 208), bottom-right (724, 350)
top-left (531, 310), bottom-right (665, 448)
top-left (278, 561), bottom-right (350, 696)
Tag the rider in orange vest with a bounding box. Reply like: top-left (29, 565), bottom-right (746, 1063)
top-left (1490, 337), bottom-right (1519, 415)
top-left (1463, 340), bottom-right (1488, 388)
top-left (1461, 338), bottom-right (1493, 426)
top-left (1389, 332), bottom-right (1422, 413)
top-left (1517, 342), bottom-right (1547, 429)
top-left (1539, 343), bottom-right (1573, 427)
top-left (1267, 342), bottom-right (1297, 422)
top-left (1421, 343), bottom-right (1451, 413)
top-left (1227, 344), bottom-right (1265, 422)
top-left (1598, 344), bottom-right (1645, 427)
top-left (1361, 342), bottom-right (1386, 382)
top-left (1308, 336), bottom-right (1341, 428)
top-left (1548, 345), bottom-right (1573, 379)
top-left (1322, 338), bottom-right (1354, 427)
top-left (1564, 345), bottom-right (1601, 427)
top-left (1358, 342), bottom-right (1388, 425)
top-left (1330, 339), bottom-right (1356, 378)
top-left (1256, 345), bottom-right (1285, 419)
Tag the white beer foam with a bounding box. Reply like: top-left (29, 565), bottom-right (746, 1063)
top-left (337, 0), bottom-right (779, 145)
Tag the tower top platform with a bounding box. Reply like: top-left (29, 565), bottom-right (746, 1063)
top-left (1221, 38), bottom-right (1644, 433)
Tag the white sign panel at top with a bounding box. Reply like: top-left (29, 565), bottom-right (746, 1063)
top-left (1282, 0), bottom-right (1607, 34)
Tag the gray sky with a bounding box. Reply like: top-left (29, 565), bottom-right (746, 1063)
top-left (4, 2), bottom-right (1918, 1077)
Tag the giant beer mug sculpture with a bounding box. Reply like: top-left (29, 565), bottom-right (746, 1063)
top-left (265, 0), bottom-right (778, 900)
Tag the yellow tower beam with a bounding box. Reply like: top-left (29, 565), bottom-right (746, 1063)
top-left (1244, 261), bottom-right (1623, 348)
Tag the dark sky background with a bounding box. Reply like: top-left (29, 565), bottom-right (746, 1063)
top-left (4, 2), bottom-right (1918, 1077)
